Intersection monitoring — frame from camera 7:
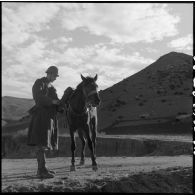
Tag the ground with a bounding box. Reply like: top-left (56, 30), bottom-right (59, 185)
top-left (2, 155), bottom-right (193, 193)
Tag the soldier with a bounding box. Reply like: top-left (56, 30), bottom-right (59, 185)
top-left (27, 66), bottom-right (63, 179)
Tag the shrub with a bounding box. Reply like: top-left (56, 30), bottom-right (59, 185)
top-left (174, 92), bottom-right (184, 95)
top-left (177, 112), bottom-right (187, 115)
top-left (116, 99), bottom-right (126, 106)
top-left (157, 90), bottom-right (161, 94)
top-left (169, 84), bottom-right (175, 90)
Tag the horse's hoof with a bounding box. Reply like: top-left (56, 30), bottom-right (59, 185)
top-left (70, 165), bottom-right (76, 171)
top-left (92, 165), bottom-right (98, 171)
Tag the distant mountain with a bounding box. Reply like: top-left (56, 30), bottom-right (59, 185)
top-left (2, 96), bottom-right (34, 122)
top-left (97, 52), bottom-right (192, 134)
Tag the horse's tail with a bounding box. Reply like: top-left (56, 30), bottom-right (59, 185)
top-left (64, 106), bottom-right (68, 128)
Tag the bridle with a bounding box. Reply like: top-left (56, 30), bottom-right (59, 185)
top-left (83, 89), bottom-right (98, 99)
top-left (68, 86), bottom-right (98, 117)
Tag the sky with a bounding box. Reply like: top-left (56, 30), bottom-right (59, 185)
top-left (2, 2), bottom-right (193, 99)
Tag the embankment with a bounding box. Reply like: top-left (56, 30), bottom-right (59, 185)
top-left (2, 135), bottom-right (192, 158)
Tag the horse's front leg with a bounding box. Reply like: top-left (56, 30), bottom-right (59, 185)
top-left (70, 130), bottom-right (76, 171)
top-left (84, 125), bottom-right (98, 171)
top-left (91, 117), bottom-right (97, 159)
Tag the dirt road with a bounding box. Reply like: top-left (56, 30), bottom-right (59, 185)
top-left (2, 155), bottom-right (193, 192)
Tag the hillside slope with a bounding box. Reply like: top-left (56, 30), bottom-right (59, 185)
top-left (2, 96), bottom-right (34, 122)
top-left (97, 52), bottom-right (192, 133)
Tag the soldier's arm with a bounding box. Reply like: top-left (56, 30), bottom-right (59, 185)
top-left (48, 86), bottom-right (59, 100)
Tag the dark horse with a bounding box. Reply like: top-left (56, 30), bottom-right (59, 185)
top-left (60, 74), bottom-right (100, 171)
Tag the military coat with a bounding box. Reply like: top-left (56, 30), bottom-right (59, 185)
top-left (27, 77), bottom-right (60, 150)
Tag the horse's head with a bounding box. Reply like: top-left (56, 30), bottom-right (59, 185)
top-left (81, 74), bottom-right (101, 107)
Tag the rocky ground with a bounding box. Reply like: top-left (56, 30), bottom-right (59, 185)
top-left (2, 155), bottom-right (193, 193)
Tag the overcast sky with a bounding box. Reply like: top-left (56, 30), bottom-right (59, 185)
top-left (2, 2), bottom-right (193, 99)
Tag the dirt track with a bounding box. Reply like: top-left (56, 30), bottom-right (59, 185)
top-left (2, 155), bottom-right (193, 192)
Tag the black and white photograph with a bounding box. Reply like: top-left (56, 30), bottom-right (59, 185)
top-left (1, 1), bottom-right (194, 193)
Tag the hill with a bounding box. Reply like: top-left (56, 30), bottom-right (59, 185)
top-left (2, 96), bottom-right (34, 123)
top-left (97, 52), bottom-right (192, 134)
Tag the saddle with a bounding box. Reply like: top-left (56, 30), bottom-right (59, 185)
top-left (63, 87), bottom-right (74, 105)
top-left (62, 87), bottom-right (74, 128)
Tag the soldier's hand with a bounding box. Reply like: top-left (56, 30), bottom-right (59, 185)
top-left (52, 100), bottom-right (60, 105)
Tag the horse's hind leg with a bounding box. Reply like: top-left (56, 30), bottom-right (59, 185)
top-left (78, 129), bottom-right (86, 165)
top-left (70, 130), bottom-right (76, 171)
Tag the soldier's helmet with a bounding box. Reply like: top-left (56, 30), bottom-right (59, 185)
top-left (46, 66), bottom-right (59, 77)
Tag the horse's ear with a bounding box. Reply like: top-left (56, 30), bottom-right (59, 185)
top-left (81, 74), bottom-right (86, 81)
top-left (94, 74), bottom-right (98, 81)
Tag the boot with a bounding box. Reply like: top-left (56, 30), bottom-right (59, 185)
top-left (36, 148), bottom-right (55, 179)
top-left (43, 166), bottom-right (56, 174)
top-left (36, 168), bottom-right (55, 179)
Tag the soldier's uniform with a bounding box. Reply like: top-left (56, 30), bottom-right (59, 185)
top-left (27, 66), bottom-right (63, 179)
top-left (27, 77), bottom-right (60, 150)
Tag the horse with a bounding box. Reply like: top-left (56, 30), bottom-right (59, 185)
top-left (60, 74), bottom-right (101, 171)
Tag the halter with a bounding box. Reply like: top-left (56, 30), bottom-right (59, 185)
top-left (87, 90), bottom-right (98, 97)
top-left (82, 89), bottom-right (98, 100)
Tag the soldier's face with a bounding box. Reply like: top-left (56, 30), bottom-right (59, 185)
top-left (48, 73), bottom-right (58, 82)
